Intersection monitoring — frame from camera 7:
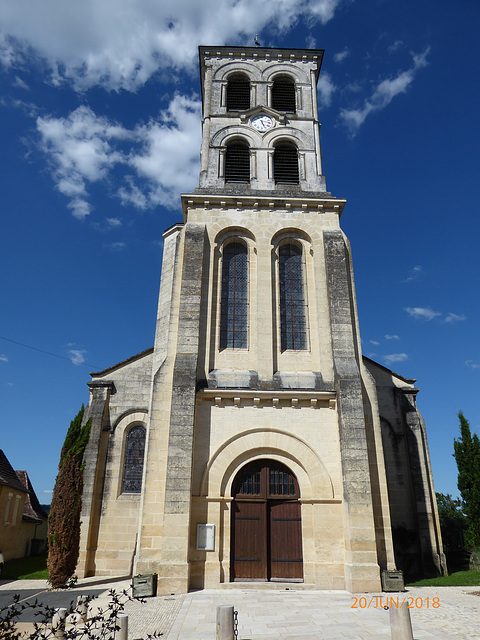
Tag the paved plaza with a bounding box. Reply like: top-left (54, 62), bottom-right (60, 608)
top-left (1, 577), bottom-right (479, 639)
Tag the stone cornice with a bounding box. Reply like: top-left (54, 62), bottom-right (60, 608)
top-left (182, 192), bottom-right (346, 218)
top-left (199, 45), bottom-right (324, 75)
top-left (198, 388), bottom-right (336, 410)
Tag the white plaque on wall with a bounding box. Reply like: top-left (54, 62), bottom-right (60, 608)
top-left (196, 523), bottom-right (215, 551)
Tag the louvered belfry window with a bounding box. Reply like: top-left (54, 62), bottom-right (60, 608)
top-left (122, 425), bottom-right (146, 493)
top-left (272, 76), bottom-right (296, 112)
top-left (227, 74), bottom-right (250, 111)
top-left (274, 143), bottom-right (299, 184)
top-left (225, 141), bottom-right (250, 183)
top-left (220, 242), bottom-right (248, 349)
top-left (279, 243), bottom-right (307, 351)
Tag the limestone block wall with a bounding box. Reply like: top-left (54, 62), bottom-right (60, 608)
top-left (0, 486), bottom-right (30, 561)
top-left (363, 358), bottom-right (446, 578)
top-left (182, 195), bottom-right (345, 388)
top-left (189, 394), bottom-right (346, 589)
top-left (78, 352), bottom-right (154, 577)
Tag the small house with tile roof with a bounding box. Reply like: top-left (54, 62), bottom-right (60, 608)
top-left (0, 450), bottom-right (47, 561)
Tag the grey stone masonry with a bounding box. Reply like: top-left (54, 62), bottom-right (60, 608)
top-left (399, 389), bottom-right (447, 576)
top-left (163, 224), bottom-right (207, 515)
top-left (324, 230), bottom-right (380, 590)
top-left (78, 381), bottom-right (115, 576)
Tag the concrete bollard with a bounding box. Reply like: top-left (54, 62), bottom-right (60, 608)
top-left (52, 608), bottom-right (68, 640)
top-left (116, 613), bottom-right (128, 640)
top-left (216, 605), bottom-right (235, 640)
top-left (389, 602), bottom-right (414, 640)
top-left (76, 595), bottom-right (89, 624)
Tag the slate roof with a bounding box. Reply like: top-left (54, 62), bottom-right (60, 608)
top-left (0, 449), bottom-right (27, 493)
top-left (15, 470), bottom-right (48, 523)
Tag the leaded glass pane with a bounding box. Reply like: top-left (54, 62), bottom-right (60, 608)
top-left (279, 244), bottom-right (307, 351)
top-left (122, 425), bottom-right (146, 493)
top-left (220, 242), bottom-right (248, 349)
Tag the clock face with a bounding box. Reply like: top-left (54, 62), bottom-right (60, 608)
top-left (251, 115), bottom-right (273, 131)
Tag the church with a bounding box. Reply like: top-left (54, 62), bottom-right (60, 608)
top-left (77, 45), bottom-right (446, 594)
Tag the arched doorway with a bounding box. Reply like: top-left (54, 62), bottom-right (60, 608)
top-left (231, 459), bottom-right (303, 582)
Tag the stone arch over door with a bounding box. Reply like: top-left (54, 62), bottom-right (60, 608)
top-left (231, 458), bottom-right (303, 582)
top-left (198, 427), bottom-right (335, 500)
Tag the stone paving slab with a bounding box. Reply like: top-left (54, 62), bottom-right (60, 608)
top-left (1, 579), bottom-right (479, 639)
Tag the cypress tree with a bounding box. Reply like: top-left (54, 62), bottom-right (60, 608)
top-left (453, 412), bottom-right (480, 549)
top-left (47, 405), bottom-right (91, 588)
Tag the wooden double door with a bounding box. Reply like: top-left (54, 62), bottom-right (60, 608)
top-left (231, 460), bottom-right (303, 582)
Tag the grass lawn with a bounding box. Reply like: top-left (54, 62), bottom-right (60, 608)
top-left (1, 554), bottom-right (48, 580)
top-left (407, 570), bottom-right (480, 587)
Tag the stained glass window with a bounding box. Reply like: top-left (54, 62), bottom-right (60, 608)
top-left (279, 243), bottom-right (307, 351)
top-left (220, 242), bottom-right (248, 349)
top-left (122, 425), bottom-right (146, 493)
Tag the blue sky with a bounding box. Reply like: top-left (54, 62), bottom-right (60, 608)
top-left (1, 0), bottom-right (479, 504)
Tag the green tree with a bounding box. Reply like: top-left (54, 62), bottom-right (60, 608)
top-left (453, 412), bottom-right (480, 549)
top-left (47, 405), bottom-right (91, 588)
top-left (436, 492), bottom-right (467, 551)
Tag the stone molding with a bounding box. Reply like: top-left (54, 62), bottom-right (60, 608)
top-left (181, 193), bottom-right (346, 218)
top-left (198, 388), bottom-right (336, 410)
top-left (198, 427), bottom-right (336, 500)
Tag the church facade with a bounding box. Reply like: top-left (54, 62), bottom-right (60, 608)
top-left (77, 46), bottom-right (446, 594)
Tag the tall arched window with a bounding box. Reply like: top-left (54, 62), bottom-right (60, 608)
top-left (272, 75), bottom-right (296, 112)
top-left (122, 425), bottom-right (146, 493)
top-left (279, 243), bottom-right (307, 351)
top-left (226, 74), bottom-right (250, 111)
top-left (273, 143), bottom-right (299, 184)
top-left (220, 241), bottom-right (248, 349)
top-left (225, 141), bottom-right (250, 183)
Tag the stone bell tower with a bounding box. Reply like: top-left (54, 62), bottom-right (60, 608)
top-left (78, 45), bottom-right (445, 594)
top-left (134, 45), bottom-right (389, 594)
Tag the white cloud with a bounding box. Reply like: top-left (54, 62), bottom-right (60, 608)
top-left (128, 94), bottom-right (202, 207)
top-left (317, 72), bottom-right (336, 108)
top-left (403, 265), bottom-right (422, 283)
top-left (334, 47), bottom-right (349, 63)
top-left (370, 340), bottom-right (380, 346)
top-left (388, 40), bottom-right (404, 54)
top-left (37, 95), bottom-right (202, 217)
top-left (465, 360), bottom-right (480, 370)
top-left (340, 47), bottom-right (430, 135)
top-left (106, 217), bottom-right (122, 228)
top-left (444, 313), bottom-right (466, 323)
top-left (0, 0), bottom-right (344, 92)
top-left (106, 242), bottom-right (127, 251)
top-left (384, 353), bottom-right (408, 365)
top-left (0, 354), bottom-right (8, 362)
top-left (69, 349), bottom-right (87, 365)
top-left (13, 75), bottom-right (29, 90)
top-left (385, 334), bottom-right (400, 340)
top-left (404, 306), bottom-right (441, 321)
